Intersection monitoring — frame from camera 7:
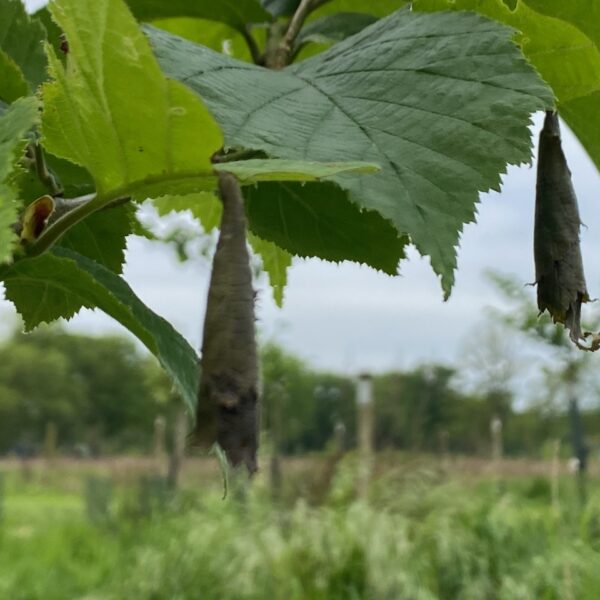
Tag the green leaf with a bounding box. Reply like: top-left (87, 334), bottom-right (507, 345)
top-left (47, 156), bottom-right (95, 197)
top-left (0, 49), bottom-right (28, 103)
top-left (262, 0), bottom-right (298, 17)
top-left (310, 0), bottom-right (407, 19)
top-left (297, 13), bottom-right (378, 47)
top-left (58, 203), bottom-right (135, 274)
top-left (414, 0), bottom-right (600, 170)
top-left (13, 154), bottom-right (95, 210)
top-left (153, 192), bottom-right (222, 232)
top-left (2, 247), bottom-right (199, 412)
top-left (150, 18), bottom-right (252, 62)
top-left (215, 159), bottom-right (379, 184)
top-left (126, 0), bottom-right (270, 33)
top-left (0, 0), bottom-right (48, 90)
top-left (244, 181), bottom-right (407, 275)
top-left (0, 96), bottom-right (39, 263)
top-left (32, 7), bottom-right (64, 55)
top-left (560, 93), bottom-right (600, 173)
top-left (148, 11), bottom-right (553, 295)
top-left (41, 0), bottom-right (223, 202)
top-left (249, 233), bottom-right (291, 307)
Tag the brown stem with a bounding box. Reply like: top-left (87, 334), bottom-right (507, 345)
top-left (241, 26), bottom-right (265, 66)
top-left (195, 172), bottom-right (259, 473)
top-left (33, 143), bottom-right (62, 196)
top-left (272, 0), bottom-right (316, 69)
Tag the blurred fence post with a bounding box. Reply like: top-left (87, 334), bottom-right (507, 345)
top-left (0, 471), bottom-right (4, 523)
top-left (439, 429), bottom-right (450, 472)
top-left (270, 381), bottom-right (286, 503)
top-left (568, 396), bottom-right (588, 505)
top-left (43, 421), bottom-right (57, 465)
top-left (153, 415), bottom-right (167, 474)
top-left (167, 404), bottom-right (188, 490)
top-left (356, 373), bottom-right (374, 498)
top-left (551, 438), bottom-right (561, 515)
top-left (490, 416), bottom-right (503, 483)
top-left (85, 476), bottom-right (113, 524)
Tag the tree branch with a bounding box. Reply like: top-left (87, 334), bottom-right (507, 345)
top-left (32, 143), bottom-right (62, 196)
top-left (273, 0), bottom-right (316, 69)
top-left (24, 193), bottom-right (129, 257)
top-left (241, 26), bottom-right (264, 66)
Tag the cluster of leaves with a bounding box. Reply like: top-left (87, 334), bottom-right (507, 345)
top-left (0, 0), bottom-right (596, 410)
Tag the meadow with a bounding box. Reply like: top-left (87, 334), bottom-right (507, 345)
top-left (1, 454), bottom-right (600, 600)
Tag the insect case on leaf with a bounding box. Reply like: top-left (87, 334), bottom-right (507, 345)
top-left (534, 111), bottom-right (598, 350)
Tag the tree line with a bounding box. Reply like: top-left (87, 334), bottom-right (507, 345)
top-left (0, 323), bottom-right (592, 459)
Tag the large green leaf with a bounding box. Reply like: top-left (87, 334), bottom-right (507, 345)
top-left (215, 158), bottom-right (379, 183)
top-left (0, 96), bottom-right (39, 263)
top-left (414, 0), bottom-right (600, 170)
top-left (126, 0), bottom-right (270, 32)
top-left (148, 11), bottom-right (553, 294)
top-left (41, 0), bottom-right (223, 201)
top-left (1, 247), bottom-right (199, 411)
top-left (244, 181), bottom-right (407, 275)
top-left (0, 0), bottom-right (47, 90)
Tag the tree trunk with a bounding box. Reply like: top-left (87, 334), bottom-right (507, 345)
top-left (195, 173), bottom-right (259, 473)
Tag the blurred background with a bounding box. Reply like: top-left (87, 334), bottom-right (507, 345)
top-left (2, 272), bottom-right (600, 598)
top-left (2, 1), bottom-right (600, 598)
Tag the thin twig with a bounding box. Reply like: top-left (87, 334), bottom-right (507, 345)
top-left (25, 193), bottom-right (130, 257)
top-left (33, 143), bottom-right (62, 196)
top-left (274, 0), bottom-right (316, 69)
top-left (241, 26), bottom-right (264, 66)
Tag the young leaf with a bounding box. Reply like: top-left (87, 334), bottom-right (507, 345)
top-left (534, 112), bottom-right (588, 345)
top-left (414, 0), bottom-right (600, 170)
top-left (310, 0), bottom-right (407, 19)
top-left (262, 0), bottom-right (299, 17)
top-left (0, 49), bottom-right (28, 103)
top-left (0, 0), bottom-right (47, 91)
top-left (58, 203), bottom-right (135, 274)
top-left (126, 0), bottom-right (270, 33)
top-left (148, 11), bottom-right (553, 295)
top-left (249, 234), bottom-right (291, 307)
top-left (1, 247), bottom-right (199, 412)
top-left (296, 13), bottom-right (378, 48)
top-left (41, 0), bottom-right (223, 200)
top-left (244, 181), bottom-right (406, 275)
top-left (215, 159), bottom-right (379, 184)
top-left (0, 96), bottom-right (39, 263)
top-left (153, 192), bottom-right (222, 233)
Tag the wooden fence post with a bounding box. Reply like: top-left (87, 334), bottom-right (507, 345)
top-left (356, 373), bottom-right (374, 498)
top-left (167, 405), bottom-right (188, 490)
top-left (269, 381), bottom-right (285, 503)
top-left (153, 415), bottom-right (167, 473)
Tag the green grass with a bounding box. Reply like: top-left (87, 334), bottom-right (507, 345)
top-left (1, 460), bottom-right (600, 599)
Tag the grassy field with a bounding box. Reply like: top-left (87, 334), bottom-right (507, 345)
top-left (1, 455), bottom-right (600, 599)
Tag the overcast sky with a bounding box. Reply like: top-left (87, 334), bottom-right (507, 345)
top-left (12, 2), bottom-right (600, 378)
